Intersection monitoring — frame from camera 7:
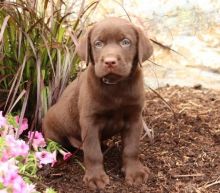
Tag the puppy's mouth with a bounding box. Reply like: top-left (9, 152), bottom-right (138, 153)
top-left (101, 73), bottom-right (123, 85)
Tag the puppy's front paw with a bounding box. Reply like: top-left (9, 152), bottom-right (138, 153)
top-left (123, 161), bottom-right (150, 185)
top-left (83, 169), bottom-right (110, 190)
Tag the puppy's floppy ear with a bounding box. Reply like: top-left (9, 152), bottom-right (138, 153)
top-left (76, 28), bottom-right (93, 66)
top-left (135, 27), bottom-right (153, 65)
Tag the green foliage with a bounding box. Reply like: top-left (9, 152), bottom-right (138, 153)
top-left (45, 188), bottom-right (57, 193)
top-left (0, 182), bottom-right (4, 190)
top-left (0, 0), bottom-right (98, 127)
top-left (6, 114), bottom-right (18, 128)
top-left (18, 152), bottom-right (38, 178)
top-left (0, 137), bottom-right (6, 158)
top-left (46, 139), bottom-right (62, 152)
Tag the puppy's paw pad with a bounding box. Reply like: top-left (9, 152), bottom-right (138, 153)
top-left (83, 171), bottom-right (109, 190)
top-left (125, 165), bottom-right (150, 185)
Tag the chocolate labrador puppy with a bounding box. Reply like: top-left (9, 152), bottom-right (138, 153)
top-left (43, 17), bottom-right (153, 189)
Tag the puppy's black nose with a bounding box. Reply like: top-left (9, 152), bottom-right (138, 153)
top-left (104, 57), bottom-right (117, 68)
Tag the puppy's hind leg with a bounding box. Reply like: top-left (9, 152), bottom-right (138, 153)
top-left (68, 136), bottom-right (83, 150)
top-left (42, 119), bottom-right (64, 145)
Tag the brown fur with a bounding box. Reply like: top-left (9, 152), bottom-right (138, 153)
top-left (43, 17), bottom-right (153, 190)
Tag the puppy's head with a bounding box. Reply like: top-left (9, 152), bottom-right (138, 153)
top-left (77, 18), bottom-right (153, 84)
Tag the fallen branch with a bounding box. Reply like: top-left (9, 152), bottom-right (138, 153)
top-left (198, 177), bottom-right (220, 190)
top-left (141, 119), bottom-right (154, 142)
top-left (172, 173), bottom-right (205, 178)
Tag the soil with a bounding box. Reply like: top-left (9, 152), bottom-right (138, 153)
top-left (38, 86), bottom-right (220, 193)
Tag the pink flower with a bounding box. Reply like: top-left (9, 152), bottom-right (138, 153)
top-left (11, 176), bottom-right (27, 193)
top-left (0, 111), bottom-right (7, 128)
top-left (14, 139), bottom-right (29, 157)
top-left (2, 171), bottom-right (21, 186)
top-left (59, 149), bottom-right (72, 161)
top-left (0, 163), bottom-right (35, 193)
top-left (7, 135), bottom-right (29, 157)
top-left (0, 150), bottom-right (36, 193)
top-left (35, 150), bottom-right (57, 167)
top-left (0, 159), bottom-right (22, 191)
top-left (24, 183), bottom-right (36, 193)
top-left (15, 116), bottom-right (28, 136)
top-left (28, 131), bottom-right (46, 150)
top-left (12, 178), bottom-right (36, 193)
top-left (0, 159), bottom-right (18, 179)
top-left (1, 135), bottom-right (29, 161)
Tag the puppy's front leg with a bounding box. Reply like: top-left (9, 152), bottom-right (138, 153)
top-left (80, 118), bottom-right (109, 190)
top-left (122, 116), bottom-right (150, 185)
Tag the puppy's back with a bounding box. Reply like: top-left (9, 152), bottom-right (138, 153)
top-left (43, 71), bottom-right (86, 143)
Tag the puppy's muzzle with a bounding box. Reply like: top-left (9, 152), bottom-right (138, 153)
top-left (103, 56), bottom-right (118, 70)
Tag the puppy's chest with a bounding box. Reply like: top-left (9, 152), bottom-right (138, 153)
top-left (97, 106), bottom-right (138, 138)
top-left (103, 94), bottom-right (140, 109)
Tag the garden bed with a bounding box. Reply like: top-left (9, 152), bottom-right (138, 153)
top-left (38, 86), bottom-right (220, 193)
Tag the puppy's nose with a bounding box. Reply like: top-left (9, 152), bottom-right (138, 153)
top-left (104, 57), bottom-right (117, 68)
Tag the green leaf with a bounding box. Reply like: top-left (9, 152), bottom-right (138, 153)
top-left (18, 152), bottom-right (38, 177)
top-left (6, 113), bottom-right (18, 128)
top-left (0, 182), bottom-right (4, 189)
top-left (46, 139), bottom-right (62, 152)
top-left (45, 188), bottom-right (57, 193)
top-left (0, 137), bottom-right (6, 159)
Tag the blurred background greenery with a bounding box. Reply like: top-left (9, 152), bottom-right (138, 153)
top-left (0, 0), bottom-right (98, 129)
top-left (0, 0), bottom-right (220, 129)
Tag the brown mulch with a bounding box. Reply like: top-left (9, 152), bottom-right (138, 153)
top-left (38, 86), bottom-right (220, 193)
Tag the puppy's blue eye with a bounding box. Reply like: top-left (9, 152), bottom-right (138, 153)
top-left (94, 40), bottom-right (104, 48)
top-left (120, 38), bottom-right (131, 47)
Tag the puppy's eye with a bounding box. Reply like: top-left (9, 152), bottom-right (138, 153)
top-left (94, 40), bottom-right (104, 48)
top-left (120, 38), bottom-right (131, 47)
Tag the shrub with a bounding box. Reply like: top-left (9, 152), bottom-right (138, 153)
top-left (0, 0), bottom-right (99, 130)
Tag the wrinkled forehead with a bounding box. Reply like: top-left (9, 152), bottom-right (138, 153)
top-left (90, 20), bottom-right (137, 42)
